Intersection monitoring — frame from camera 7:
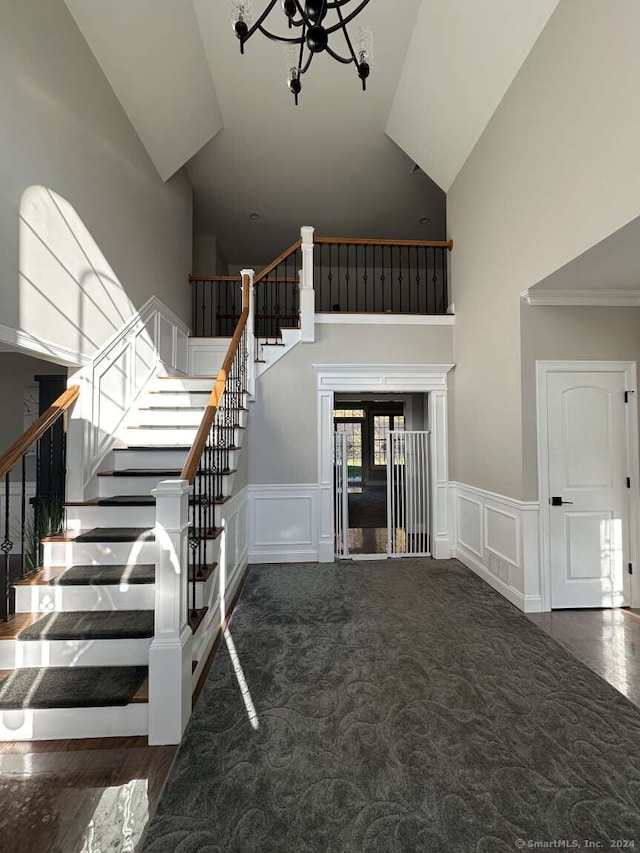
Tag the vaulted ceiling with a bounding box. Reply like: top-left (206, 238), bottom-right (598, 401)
top-left (63, 0), bottom-right (561, 264)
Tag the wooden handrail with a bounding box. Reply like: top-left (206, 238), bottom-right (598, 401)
top-left (315, 237), bottom-right (454, 249)
top-left (181, 280), bottom-right (251, 484)
top-left (189, 275), bottom-right (241, 282)
top-left (254, 239), bottom-right (302, 285)
top-left (0, 385), bottom-right (80, 480)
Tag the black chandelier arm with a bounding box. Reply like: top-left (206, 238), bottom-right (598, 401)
top-left (243, 0), bottom-right (281, 43)
top-left (335, 3), bottom-right (359, 65)
top-left (325, 44), bottom-right (355, 64)
top-left (325, 0), bottom-right (372, 35)
top-left (301, 47), bottom-right (314, 75)
top-left (258, 24), bottom-right (305, 44)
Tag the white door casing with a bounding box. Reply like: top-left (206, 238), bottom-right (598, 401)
top-left (537, 362), bottom-right (639, 610)
top-left (314, 364), bottom-right (453, 563)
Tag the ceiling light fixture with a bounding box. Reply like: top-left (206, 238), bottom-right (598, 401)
top-left (231, 0), bottom-right (373, 105)
top-left (249, 212), bottom-right (261, 220)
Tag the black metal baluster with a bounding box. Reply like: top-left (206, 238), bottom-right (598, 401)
top-left (20, 456), bottom-right (26, 579)
top-left (380, 246), bottom-right (386, 312)
top-left (328, 244), bottom-right (333, 310)
top-left (442, 247), bottom-right (448, 313)
top-left (398, 246), bottom-right (404, 313)
top-left (363, 245), bottom-right (369, 313)
top-left (2, 473), bottom-right (12, 621)
top-left (344, 245), bottom-right (350, 312)
top-left (432, 247), bottom-right (439, 314)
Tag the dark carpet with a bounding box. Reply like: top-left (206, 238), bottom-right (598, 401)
top-left (50, 564), bottom-right (155, 585)
top-left (142, 560), bottom-right (640, 852)
top-left (348, 485), bottom-right (387, 528)
top-left (18, 610), bottom-right (154, 640)
top-left (0, 665), bottom-right (147, 708)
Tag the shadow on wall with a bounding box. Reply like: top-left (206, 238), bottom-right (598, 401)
top-left (19, 186), bottom-right (136, 362)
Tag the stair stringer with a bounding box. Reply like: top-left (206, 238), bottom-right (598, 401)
top-left (255, 328), bottom-right (302, 380)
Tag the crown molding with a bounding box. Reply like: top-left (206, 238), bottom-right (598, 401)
top-left (521, 288), bottom-right (640, 307)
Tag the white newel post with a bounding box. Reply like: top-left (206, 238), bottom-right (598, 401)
top-left (149, 480), bottom-right (193, 745)
top-left (300, 225), bottom-right (315, 343)
top-left (241, 269), bottom-right (256, 397)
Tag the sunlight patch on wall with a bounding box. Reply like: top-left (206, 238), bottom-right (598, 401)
top-left (19, 186), bottom-right (135, 360)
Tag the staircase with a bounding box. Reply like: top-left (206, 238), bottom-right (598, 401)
top-left (0, 373), bottom-right (248, 742)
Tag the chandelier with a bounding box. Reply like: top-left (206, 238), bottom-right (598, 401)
top-left (231, 1), bottom-right (373, 105)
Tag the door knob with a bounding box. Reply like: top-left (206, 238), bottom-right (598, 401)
top-left (551, 496), bottom-right (574, 506)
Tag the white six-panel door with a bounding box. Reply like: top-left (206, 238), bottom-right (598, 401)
top-left (547, 371), bottom-right (630, 608)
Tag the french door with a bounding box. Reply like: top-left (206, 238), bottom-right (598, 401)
top-left (334, 430), bottom-right (431, 558)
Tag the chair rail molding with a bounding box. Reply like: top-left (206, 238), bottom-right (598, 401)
top-left (521, 288), bottom-right (640, 307)
top-left (313, 363), bottom-right (454, 562)
top-left (450, 482), bottom-right (542, 613)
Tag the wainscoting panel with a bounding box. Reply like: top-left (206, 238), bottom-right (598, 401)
top-left (452, 483), bottom-right (541, 612)
top-left (188, 339), bottom-right (230, 377)
top-left (248, 485), bottom-right (319, 563)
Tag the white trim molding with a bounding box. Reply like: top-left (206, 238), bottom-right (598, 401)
top-left (522, 288), bottom-right (640, 307)
top-left (66, 296), bottom-right (191, 501)
top-left (313, 363), bottom-right (454, 562)
top-left (451, 482), bottom-right (542, 613)
top-left (315, 314), bottom-right (455, 326)
top-left (0, 322), bottom-right (91, 367)
top-left (248, 484), bottom-right (320, 564)
top-left (536, 360), bottom-right (640, 611)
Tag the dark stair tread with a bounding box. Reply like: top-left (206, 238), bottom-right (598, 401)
top-left (68, 495), bottom-right (230, 507)
top-left (0, 666), bottom-right (148, 709)
top-left (17, 610), bottom-right (154, 641)
top-left (74, 527), bottom-right (155, 543)
top-left (99, 468), bottom-right (181, 477)
top-left (14, 564), bottom-right (155, 586)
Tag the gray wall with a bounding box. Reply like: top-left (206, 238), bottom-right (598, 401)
top-left (520, 303), bottom-right (640, 500)
top-left (0, 352), bottom-right (66, 453)
top-left (0, 0), bottom-right (193, 362)
top-left (248, 324), bottom-right (452, 485)
top-left (447, 0), bottom-right (640, 500)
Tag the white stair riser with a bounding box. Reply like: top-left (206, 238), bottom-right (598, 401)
top-left (67, 505), bottom-right (156, 528)
top-left (142, 392), bottom-right (215, 407)
top-left (99, 475), bottom-right (178, 497)
top-left (43, 540), bottom-right (158, 567)
top-left (44, 539), bottom-right (220, 567)
top-left (127, 426), bottom-right (244, 446)
top-left (110, 448), bottom-right (241, 471)
top-left (67, 504), bottom-right (227, 529)
top-left (0, 704), bottom-right (147, 742)
top-left (14, 584), bottom-right (155, 613)
top-left (98, 472), bottom-right (235, 498)
top-left (133, 408), bottom-right (247, 429)
top-left (132, 408), bottom-right (206, 427)
top-left (149, 378), bottom-right (217, 393)
top-left (0, 637), bottom-right (151, 669)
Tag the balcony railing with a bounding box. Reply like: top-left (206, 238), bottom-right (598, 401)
top-left (189, 231), bottom-right (453, 343)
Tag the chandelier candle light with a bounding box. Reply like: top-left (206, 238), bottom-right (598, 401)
top-left (231, 0), bottom-right (373, 105)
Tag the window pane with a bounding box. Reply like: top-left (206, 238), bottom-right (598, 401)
top-left (336, 422), bottom-right (362, 482)
top-left (373, 415), bottom-right (390, 466)
top-left (334, 409), bottom-right (365, 419)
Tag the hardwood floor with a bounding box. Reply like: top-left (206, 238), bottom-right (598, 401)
top-left (0, 737), bottom-right (176, 853)
top-left (528, 607), bottom-right (640, 709)
top-left (0, 569), bottom-right (249, 853)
